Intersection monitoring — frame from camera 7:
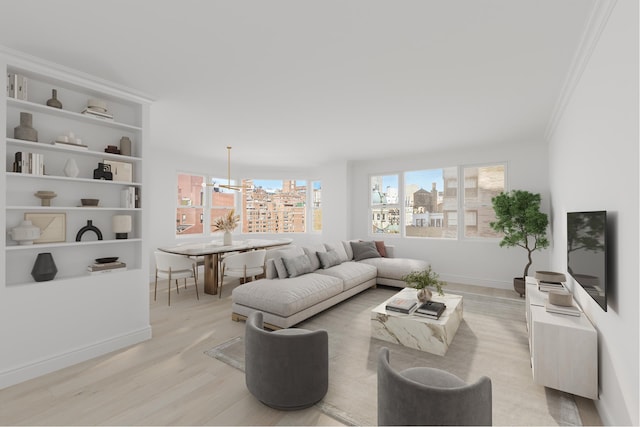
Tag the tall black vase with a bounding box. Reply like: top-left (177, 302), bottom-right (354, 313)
top-left (32, 252), bottom-right (58, 282)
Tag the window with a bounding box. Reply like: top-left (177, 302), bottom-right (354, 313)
top-left (404, 167), bottom-right (457, 239)
top-left (370, 174), bottom-right (400, 234)
top-left (209, 178), bottom-right (237, 233)
top-left (242, 179), bottom-right (307, 233)
top-left (312, 180), bottom-right (322, 232)
top-left (176, 173), bottom-right (204, 235)
top-left (370, 163), bottom-right (506, 240)
top-left (463, 164), bottom-right (505, 238)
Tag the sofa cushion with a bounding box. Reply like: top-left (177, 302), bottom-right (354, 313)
top-left (232, 273), bottom-right (344, 317)
top-left (282, 254), bottom-right (314, 278)
top-left (374, 241), bottom-right (388, 257)
top-left (317, 250), bottom-right (342, 269)
top-left (265, 246), bottom-right (305, 279)
top-left (350, 241), bottom-right (382, 261)
top-left (359, 257), bottom-right (430, 281)
top-left (303, 244), bottom-right (326, 271)
top-left (316, 261), bottom-right (378, 291)
top-left (265, 259), bottom-right (278, 279)
top-left (324, 241), bottom-right (349, 263)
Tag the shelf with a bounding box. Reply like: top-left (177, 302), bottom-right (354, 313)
top-left (6, 138), bottom-right (142, 162)
top-left (6, 172), bottom-right (142, 186)
top-left (7, 206), bottom-right (141, 212)
top-left (8, 267), bottom-right (142, 288)
top-left (7, 98), bottom-right (142, 131)
top-left (6, 238), bottom-right (142, 251)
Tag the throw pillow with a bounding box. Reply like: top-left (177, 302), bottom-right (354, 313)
top-left (374, 241), bottom-right (387, 257)
top-left (303, 247), bottom-right (321, 271)
top-left (317, 249), bottom-right (342, 269)
top-left (265, 259), bottom-right (278, 279)
top-left (324, 242), bottom-right (349, 263)
top-left (351, 240), bottom-right (382, 261)
top-left (282, 254), bottom-right (313, 278)
top-left (274, 257), bottom-right (288, 279)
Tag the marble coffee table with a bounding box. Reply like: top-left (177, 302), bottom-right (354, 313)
top-left (371, 288), bottom-right (463, 356)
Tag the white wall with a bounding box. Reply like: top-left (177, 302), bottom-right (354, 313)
top-left (348, 139), bottom-right (550, 289)
top-left (548, 1), bottom-right (639, 424)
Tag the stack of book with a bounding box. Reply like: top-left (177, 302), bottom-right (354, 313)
top-left (385, 297), bottom-right (418, 314)
top-left (52, 139), bottom-right (89, 150)
top-left (82, 107), bottom-right (114, 121)
top-left (538, 280), bottom-right (564, 292)
top-left (414, 300), bottom-right (447, 319)
top-left (14, 152), bottom-right (44, 175)
top-left (6, 73), bottom-right (28, 99)
top-left (88, 261), bottom-right (127, 275)
top-left (545, 301), bottom-right (581, 317)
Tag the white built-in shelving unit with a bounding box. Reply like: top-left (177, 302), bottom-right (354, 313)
top-left (0, 50), bottom-right (152, 388)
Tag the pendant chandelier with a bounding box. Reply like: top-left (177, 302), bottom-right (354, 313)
top-left (218, 146), bottom-right (243, 191)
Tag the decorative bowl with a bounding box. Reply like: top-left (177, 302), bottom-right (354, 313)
top-left (81, 198), bottom-right (99, 207)
top-left (95, 257), bottom-right (118, 264)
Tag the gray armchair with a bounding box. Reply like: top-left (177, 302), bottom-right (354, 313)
top-left (378, 347), bottom-right (492, 426)
top-left (245, 311), bottom-right (328, 410)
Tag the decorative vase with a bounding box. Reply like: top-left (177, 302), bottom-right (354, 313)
top-left (14, 112), bottom-right (38, 142)
top-left (46, 89), bottom-right (63, 109)
top-left (76, 220), bottom-right (103, 241)
top-left (31, 252), bottom-right (58, 282)
top-left (34, 190), bottom-right (57, 206)
top-left (119, 136), bottom-right (132, 156)
top-left (9, 220), bottom-right (41, 245)
top-left (223, 230), bottom-right (232, 245)
top-left (417, 288), bottom-right (432, 303)
top-left (64, 158), bottom-right (80, 177)
top-left (93, 162), bottom-right (113, 180)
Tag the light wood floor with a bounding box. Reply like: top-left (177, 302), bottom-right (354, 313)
top-left (0, 279), bottom-right (602, 426)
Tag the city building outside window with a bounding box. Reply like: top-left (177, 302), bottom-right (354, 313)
top-left (463, 164), bottom-right (505, 238)
top-left (312, 180), bottom-right (322, 232)
top-left (208, 178), bottom-right (237, 233)
top-left (371, 174), bottom-right (400, 234)
top-left (242, 179), bottom-right (307, 233)
top-left (176, 173), bottom-right (205, 235)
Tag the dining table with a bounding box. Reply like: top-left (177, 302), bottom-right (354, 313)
top-left (158, 238), bottom-right (292, 295)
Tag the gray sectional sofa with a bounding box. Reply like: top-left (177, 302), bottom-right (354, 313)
top-left (231, 240), bottom-right (429, 329)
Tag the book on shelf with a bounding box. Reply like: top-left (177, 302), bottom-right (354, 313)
top-left (88, 261), bottom-right (127, 272)
top-left (81, 108), bottom-right (114, 119)
top-left (545, 301), bottom-right (581, 317)
top-left (538, 281), bottom-right (564, 292)
top-left (14, 152), bottom-right (44, 175)
top-left (7, 73), bottom-right (28, 99)
top-left (415, 300), bottom-right (446, 317)
top-left (52, 140), bottom-right (89, 150)
top-left (88, 267), bottom-right (127, 275)
top-left (385, 297), bottom-right (418, 314)
top-left (121, 187), bottom-right (136, 208)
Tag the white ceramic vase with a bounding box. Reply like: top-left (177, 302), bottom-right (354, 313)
top-left (223, 230), bottom-right (232, 245)
top-left (9, 220), bottom-right (41, 245)
top-left (417, 288), bottom-right (432, 304)
top-left (64, 158), bottom-right (79, 177)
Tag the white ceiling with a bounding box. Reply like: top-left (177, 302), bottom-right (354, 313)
top-left (0, 0), bottom-right (595, 168)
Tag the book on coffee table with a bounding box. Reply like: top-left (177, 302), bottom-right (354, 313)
top-left (385, 297), bottom-right (418, 314)
top-left (415, 301), bottom-right (446, 319)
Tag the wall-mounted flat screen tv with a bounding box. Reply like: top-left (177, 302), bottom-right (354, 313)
top-left (567, 211), bottom-right (607, 311)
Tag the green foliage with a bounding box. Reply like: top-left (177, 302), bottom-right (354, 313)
top-left (402, 265), bottom-right (446, 296)
top-left (490, 190), bottom-right (549, 278)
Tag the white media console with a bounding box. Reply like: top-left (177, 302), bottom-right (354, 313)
top-left (525, 277), bottom-right (598, 400)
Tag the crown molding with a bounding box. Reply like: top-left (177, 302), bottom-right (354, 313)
top-left (544, 0), bottom-right (617, 141)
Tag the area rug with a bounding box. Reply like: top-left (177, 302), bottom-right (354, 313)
top-left (205, 287), bottom-right (582, 426)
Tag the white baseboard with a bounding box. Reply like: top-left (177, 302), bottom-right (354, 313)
top-left (439, 273), bottom-right (513, 291)
top-left (0, 326), bottom-right (152, 390)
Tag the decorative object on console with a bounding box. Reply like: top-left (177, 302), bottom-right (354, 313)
top-left (24, 212), bottom-right (66, 243)
top-left (14, 112), bottom-right (38, 142)
top-left (93, 162), bottom-right (113, 180)
top-left (112, 215), bottom-right (132, 239)
top-left (46, 89), bottom-right (62, 109)
top-left (212, 209), bottom-right (239, 245)
top-left (402, 265), bottom-right (446, 303)
top-left (75, 220), bottom-right (103, 241)
top-left (34, 190), bottom-right (57, 206)
top-left (81, 198), bottom-right (99, 207)
top-left (535, 271), bottom-right (566, 283)
top-left (119, 136), bottom-right (132, 156)
top-left (548, 289), bottom-right (573, 307)
top-left (31, 252), bottom-right (58, 282)
top-left (63, 158), bottom-right (80, 177)
top-left (9, 220), bottom-right (41, 245)
top-left (490, 190), bottom-right (549, 297)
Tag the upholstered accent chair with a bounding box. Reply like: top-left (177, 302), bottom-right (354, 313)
top-left (245, 311), bottom-right (328, 410)
top-left (377, 347), bottom-right (492, 426)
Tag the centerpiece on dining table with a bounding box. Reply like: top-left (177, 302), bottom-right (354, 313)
top-left (212, 209), bottom-right (240, 245)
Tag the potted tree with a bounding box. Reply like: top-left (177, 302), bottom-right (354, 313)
top-left (402, 265), bottom-right (446, 303)
top-left (490, 190), bottom-right (549, 297)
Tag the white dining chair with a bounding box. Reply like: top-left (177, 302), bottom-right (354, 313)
top-left (219, 249), bottom-right (266, 298)
top-left (154, 250), bottom-right (200, 306)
